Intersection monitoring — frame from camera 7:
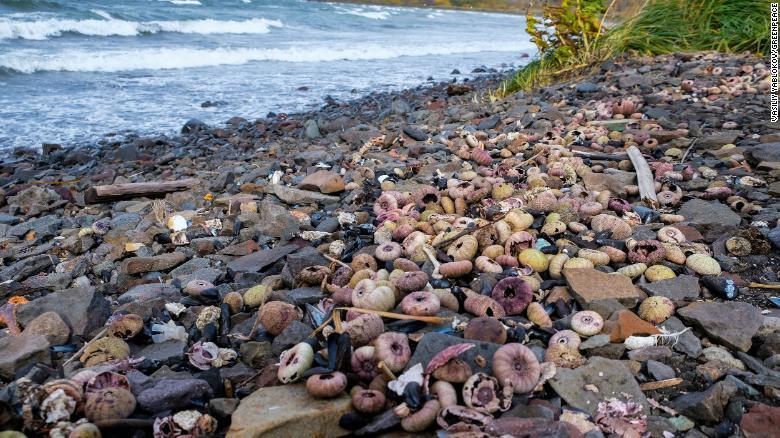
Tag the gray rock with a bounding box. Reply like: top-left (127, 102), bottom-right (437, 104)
top-left (746, 142), bottom-right (780, 163)
top-left (628, 346), bottom-right (672, 362)
top-left (576, 82), bottom-right (600, 93)
top-left (272, 184), bottom-right (339, 206)
top-left (137, 378), bottom-right (212, 413)
top-left (0, 334), bottom-right (52, 379)
top-left (138, 340), bottom-right (187, 366)
top-left (304, 120), bottom-right (321, 139)
top-left (209, 398), bottom-right (240, 418)
top-left (240, 342), bottom-right (275, 369)
top-left (272, 321), bottom-right (312, 355)
top-left (8, 216), bottom-right (62, 238)
top-left (678, 199), bottom-right (741, 227)
top-left (285, 247), bottom-right (329, 280)
top-left (1, 254), bottom-right (58, 281)
top-left (640, 275), bottom-right (700, 301)
top-left (672, 380), bottom-right (737, 423)
top-left (118, 283), bottom-right (181, 305)
top-left (23, 311), bottom-right (70, 344)
top-left (678, 301), bottom-right (762, 352)
top-left (578, 334), bottom-right (611, 351)
top-left (17, 287), bottom-right (110, 337)
top-left (182, 118), bottom-right (208, 134)
top-left (254, 199), bottom-right (300, 239)
top-left (661, 317), bottom-right (702, 358)
top-left (696, 130), bottom-right (741, 149)
top-left (647, 360), bottom-right (676, 380)
top-left (549, 357), bottom-right (649, 416)
top-left (169, 258), bottom-right (211, 278)
top-left (405, 332), bottom-right (501, 375)
top-left (226, 244), bottom-right (298, 273)
top-left (402, 126), bottom-right (428, 141)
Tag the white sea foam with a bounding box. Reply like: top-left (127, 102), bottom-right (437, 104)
top-left (0, 16), bottom-right (282, 40)
top-left (0, 42), bottom-right (531, 73)
top-left (334, 6), bottom-right (391, 20)
top-left (164, 0), bottom-right (202, 5)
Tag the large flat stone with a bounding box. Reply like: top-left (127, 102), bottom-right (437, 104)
top-left (271, 184), bottom-right (339, 205)
top-left (0, 334), bottom-right (52, 379)
top-left (549, 357), bottom-right (649, 417)
top-left (746, 142), bottom-right (780, 164)
top-left (639, 275), bottom-right (700, 301)
top-left (678, 199), bottom-right (741, 227)
top-left (17, 287), bottom-right (110, 337)
top-left (677, 301), bottom-right (762, 352)
top-left (226, 244), bottom-right (298, 273)
top-left (227, 384), bottom-right (351, 438)
top-left (564, 268), bottom-right (646, 308)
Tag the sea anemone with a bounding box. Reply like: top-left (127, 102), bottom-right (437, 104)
top-left (352, 279), bottom-right (395, 311)
top-left (570, 311), bottom-right (604, 337)
top-left (306, 372), bottom-right (348, 398)
top-left (492, 343), bottom-right (541, 394)
top-left (430, 381), bottom-right (458, 407)
top-left (107, 313), bottom-right (144, 339)
top-left (375, 242), bottom-right (403, 262)
top-left (415, 186), bottom-right (441, 207)
top-left (607, 198), bottom-right (632, 215)
top-left (464, 317), bottom-right (507, 344)
top-left (491, 277), bottom-right (533, 315)
top-left (374, 193), bottom-right (399, 216)
top-left (375, 332), bottom-right (411, 372)
top-left (495, 254), bottom-right (519, 267)
top-left (297, 265), bottom-right (332, 286)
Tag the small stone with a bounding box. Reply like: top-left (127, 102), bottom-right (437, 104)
top-left (549, 357), bottom-right (649, 417)
top-left (702, 347), bottom-right (745, 370)
top-left (578, 334), bottom-right (611, 351)
top-left (271, 184), bottom-right (339, 205)
top-left (696, 131), bottom-right (741, 149)
top-left (226, 244), bottom-right (298, 273)
top-left (0, 334), bottom-right (52, 379)
top-left (298, 170), bottom-right (345, 194)
top-left (672, 380), bottom-right (737, 423)
top-left (678, 301), bottom-right (762, 352)
top-left (402, 125), bottom-right (429, 141)
top-left (647, 360), bottom-right (676, 380)
top-left (669, 416), bottom-right (695, 431)
top-left (272, 321), bottom-right (312, 356)
top-left (23, 311), bottom-right (70, 345)
top-left (137, 378), bottom-right (212, 413)
top-left (209, 398), bottom-right (240, 418)
top-left (240, 342), bottom-right (275, 369)
top-left (304, 120), bottom-right (321, 139)
top-left (564, 268), bottom-right (646, 308)
top-left (138, 340), bottom-right (187, 366)
top-left (228, 384), bottom-right (351, 437)
top-left (117, 283), bottom-right (182, 305)
top-left (121, 252), bottom-right (189, 275)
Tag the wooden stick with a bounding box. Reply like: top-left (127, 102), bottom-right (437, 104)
top-left (572, 150), bottom-right (628, 161)
top-left (680, 138), bottom-right (699, 164)
top-left (749, 282), bottom-right (780, 290)
top-left (626, 146), bottom-right (658, 203)
top-left (334, 307), bottom-right (451, 325)
top-left (85, 178), bottom-right (200, 203)
top-left (640, 378), bottom-right (683, 391)
top-left (323, 254), bottom-right (351, 270)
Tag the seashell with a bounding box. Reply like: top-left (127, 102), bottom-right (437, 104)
top-left (590, 214), bottom-right (632, 240)
top-left (306, 372), bottom-right (348, 399)
top-left (400, 291), bottom-right (440, 316)
top-left (166, 215), bottom-right (188, 232)
top-left (628, 240), bottom-right (666, 265)
top-left (464, 292), bottom-right (506, 318)
top-left (243, 284), bottom-right (270, 308)
top-left (80, 337), bottom-right (130, 367)
top-left (474, 256), bottom-right (502, 273)
top-left (482, 244), bottom-right (504, 259)
top-left (644, 265), bottom-right (675, 282)
top-left (527, 302), bottom-right (552, 328)
top-left (598, 246), bottom-right (627, 263)
top-left (375, 332), bottom-right (411, 372)
top-left (415, 186), bottom-right (441, 207)
top-left (526, 190), bottom-right (558, 212)
top-left (84, 388), bottom-right (136, 422)
top-left (393, 258), bottom-right (420, 272)
top-left (259, 301), bottom-right (302, 336)
top-left (563, 257), bottom-right (595, 270)
top-left (375, 242), bottom-right (403, 262)
top-left (223, 291), bottom-right (244, 314)
top-left (504, 231), bottom-right (535, 256)
top-left (544, 344), bottom-right (586, 369)
top-left (579, 201), bottom-right (603, 217)
top-left (518, 248), bottom-right (548, 272)
top-left (617, 263), bottom-right (647, 279)
top-left (541, 220), bottom-right (567, 236)
top-left (343, 313), bottom-right (384, 347)
top-left (570, 311), bottom-right (604, 337)
top-left (297, 265), bottom-right (332, 286)
top-left (686, 253), bottom-right (721, 275)
top-left (431, 288), bottom-right (459, 311)
top-left (659, 213), bottom-right (684, 224)
top-left (495, 254), bottom-right (519, 267)
top-left (278, 342), bottom-right (314, 383)
top-left (446, 235), bottom-right (479, 262)
top-left (440, 196), bottom-right (455, 214)
top-left (662, 243), bottom-right (686, 264)
top-left (352, 279), bottom-right (395, 311)
top-left (464, 317), bottom-right (507, 344)
top-left (471, 148), bottom-right (493, 166)
top-left (576, 249), bottom-right (610, 266)
top-left (107, 313), bottom-right (144, 339)
top-left (638, 296), bottom-right (674, 324)
top-left (394, 270), bottom-right (429, 293)
top-left (42, 379), bottom-right (84, 405)
top-left (195, 306), bottom-right (221, 330)
top-left (725, 237), bottom-right (751, 257)
top-left (657, 226), bottom-right (686, 244)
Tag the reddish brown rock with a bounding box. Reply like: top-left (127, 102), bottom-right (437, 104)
top-left (298, 170), bottom-right (345, 194)
top-left (607, 310), bottom-right (661, 343)
top-left (121, 252), bottom-right (188, 275)
top-left (741, 403), bottom-right (780, 438)
top-left (564, 268), bottom-right (646, 308)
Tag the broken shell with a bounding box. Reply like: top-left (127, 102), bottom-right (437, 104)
top-left (297, 265), bottom-right (332, 286)
top-left (84, 388), bottom-right (136, 422)
top-left (183, 279), bottom-right (215, 297)
top-left (570, 311), bottom-right (604, 337)
top-left (278, 342), bottom-right (314, 383)
top-left (464, 317), bottom-right (507, 344)
top-left (685, 253), bottom-right (721, 275)
top-left (351, 253), bottom-right (378, 272)
top-left (107, 313), bottom-right (144, 339)
top-left (447, 235), bottom-right (479, 261)
top-left (85, 372), bottom-right (130, 395)
top-left (352, 280), bottom-right (395, 312)
top-left (638, 296), bottom-right (675, 324)
top-left (492, 343), bottom-right (541, 394)
top-left (474, 256), bottom-right (502, 273)
top-left (259, 301), bottom-right (302, 336)
top-left (628, 240), bottom-right (667, 265)
top-left (166, 215), bottom-right (188, 232)
top-left (464, 292), bottom-right (506, 318)
top-left (306, 372), bottom-right (348, 398)
top-left (80, 337), bottom-right (130, 367)
top-left (725, 236), bottom-right (751, 257)
top-left (527, 302), bottom-right (552, 328)
top-left (644, 265), bottom-right (676, 282)
top-left (462, 373), bottom-right (512, 414)
top-left (430, 381), bottom-right (458, 408)
top-left (544, 344), bottom-right (586, 369)
top-left (657, 226), bottom-right (686, 243)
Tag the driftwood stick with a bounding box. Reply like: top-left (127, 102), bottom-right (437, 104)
top-left (626, 146), bottom-right (658, 203)
top-left (85, 178), bottom-right (200, 203)
top-left (572, 150), bottom-right (629, 161)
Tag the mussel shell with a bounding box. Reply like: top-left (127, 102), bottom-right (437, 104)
top-left (403, 382), bottom-right (422, 409)
top-left (701, 275), bottom-right (739, 300)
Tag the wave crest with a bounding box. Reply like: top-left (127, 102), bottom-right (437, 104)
top-left (0, 17), bottom-right (283, 40)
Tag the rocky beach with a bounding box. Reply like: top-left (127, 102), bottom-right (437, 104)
top-left (0, 50), bottom-right (779, 438)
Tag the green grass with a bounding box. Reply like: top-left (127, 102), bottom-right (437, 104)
top-left (502, 0), bottom-right (771, 94)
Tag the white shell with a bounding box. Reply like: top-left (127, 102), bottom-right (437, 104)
top-left (166, 215), bottom-right (188, 232)
top-left (624, 335), bottom-right (657, 350)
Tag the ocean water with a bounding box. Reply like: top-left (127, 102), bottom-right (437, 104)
top-left (0, 0), bottom-right (533, 150)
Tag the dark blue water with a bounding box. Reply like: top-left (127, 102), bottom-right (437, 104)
top-left (0, 0), bottom-right (532, 149)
